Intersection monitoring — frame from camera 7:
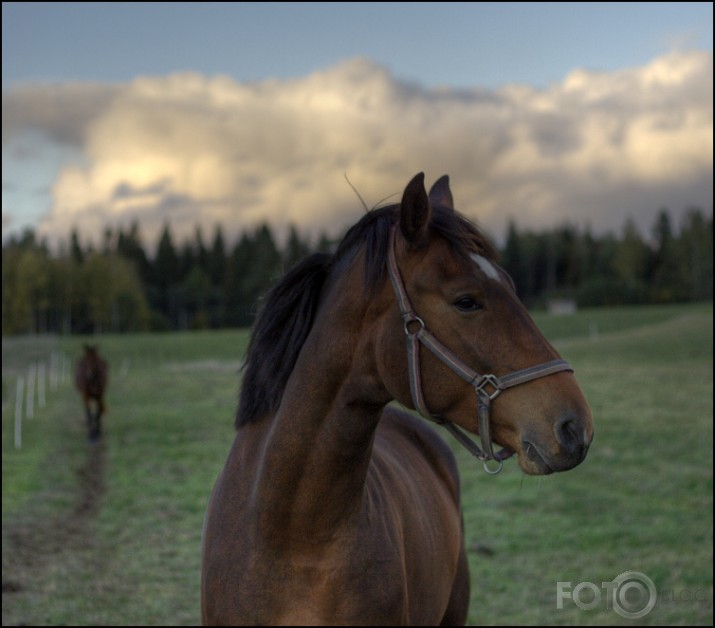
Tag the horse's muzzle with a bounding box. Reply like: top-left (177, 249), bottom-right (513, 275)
top-left (520, 412), bottom-right (592, 474)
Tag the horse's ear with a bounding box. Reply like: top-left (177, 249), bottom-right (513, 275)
top-left (399, 172), bottom-right (430, 246)
top-left (428, 175), bottom-right (454, 210)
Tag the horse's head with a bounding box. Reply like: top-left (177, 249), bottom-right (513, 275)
top-left (377, 173), bottom-right (593, 475)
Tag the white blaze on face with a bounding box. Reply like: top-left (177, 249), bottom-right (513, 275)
top-left (470, 253), bottom-right (504, 284)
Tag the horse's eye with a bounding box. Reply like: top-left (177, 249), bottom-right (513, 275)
top-left (453, 296), bottom-right (483, 312)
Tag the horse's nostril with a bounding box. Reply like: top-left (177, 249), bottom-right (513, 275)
top-left (555, 415), bottom-right (584, 454)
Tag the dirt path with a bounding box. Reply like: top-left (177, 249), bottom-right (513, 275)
top-left (1, 442), bottom-right (107, 625)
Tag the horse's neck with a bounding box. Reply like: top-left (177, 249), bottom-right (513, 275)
top-left (249, 264), bottom-right (388, 543)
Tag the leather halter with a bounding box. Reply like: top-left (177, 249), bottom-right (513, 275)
top-left (386, 225), bottom-right (573, 474)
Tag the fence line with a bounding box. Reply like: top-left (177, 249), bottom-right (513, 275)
top-left (8, 352), bottom-right (71, 451)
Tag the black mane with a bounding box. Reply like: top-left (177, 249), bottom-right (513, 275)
top-left (236, 203), bottom-right (496, 427)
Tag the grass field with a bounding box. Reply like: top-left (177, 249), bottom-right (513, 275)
top-left (2, 303), bottom-right (712, 625)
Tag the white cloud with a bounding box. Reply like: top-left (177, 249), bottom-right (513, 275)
top-left (2, 51), bottom-right (712, 247)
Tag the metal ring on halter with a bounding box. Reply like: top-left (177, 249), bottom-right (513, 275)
top-left (403, 317), bottom-right (425, 337)
top-left (482, 458), bottom-right (504, 475)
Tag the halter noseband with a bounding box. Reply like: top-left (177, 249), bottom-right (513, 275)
top-left (387, 225), bottom-right (573, 474)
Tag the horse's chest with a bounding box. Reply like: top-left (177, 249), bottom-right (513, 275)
top-left (237, 539), bottom-right (407, 624)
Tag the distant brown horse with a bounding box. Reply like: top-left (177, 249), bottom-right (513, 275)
top-left (75, 345), bottom-right (108, 443)
top-left (201, 173), bottom-right (593, 625)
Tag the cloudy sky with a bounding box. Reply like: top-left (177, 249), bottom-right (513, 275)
top-left (2, 2), bottom-right (713, 248)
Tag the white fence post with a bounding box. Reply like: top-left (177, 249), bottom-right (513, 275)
top-left (50, 352), bottom-right (59, 391)
top-left (26, 363), bottom-right (36, 419)
top-left (61, 354), bottom-right (68, 385)
top-left (14, 376), bottom-right (24, 449)
top-left (38, 362), bottom-right (46, 408)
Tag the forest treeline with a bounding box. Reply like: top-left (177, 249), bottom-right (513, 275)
top-left (2, 207), bottom-right (712, 335)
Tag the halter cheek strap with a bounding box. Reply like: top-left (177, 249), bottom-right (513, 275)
top-left (387, 226), bottom-right (573, 474)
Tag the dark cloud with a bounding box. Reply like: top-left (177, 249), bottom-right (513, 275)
top-left (2, 82), bottom-right (119, 147)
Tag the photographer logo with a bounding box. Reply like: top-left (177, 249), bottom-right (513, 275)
top-left (557, 571), bottom-right (657, 619)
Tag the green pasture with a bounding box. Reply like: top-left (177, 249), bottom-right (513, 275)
top-left (2, 303), bottom-right (712, 625)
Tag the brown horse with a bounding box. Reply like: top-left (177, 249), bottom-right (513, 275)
top-left (75, 344), bottom-right (108, 443)
top-left (201, 173), bottom-right (593, 625)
